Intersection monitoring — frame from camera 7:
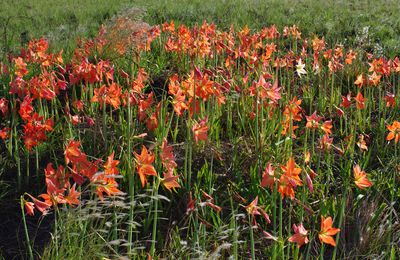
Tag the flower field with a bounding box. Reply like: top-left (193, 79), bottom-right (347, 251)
top-left (0, 2), bottom-right (400, 259)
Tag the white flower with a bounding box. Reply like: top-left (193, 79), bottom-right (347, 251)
top-left (296, 59), bottom-right (307, 78)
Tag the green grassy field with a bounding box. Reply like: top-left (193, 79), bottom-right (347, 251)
top-left (1, 1), bottom-right (400, 259)
top-left (2, 0), bottom-right (400, 56)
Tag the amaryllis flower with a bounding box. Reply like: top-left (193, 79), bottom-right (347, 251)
top-left (192, 117), bottom-right (209, 143)
top-left (288, 223), bottom-right (309, 248)
top-left (64, 184), bottom-right (81, 206)
top-left (245, 196), bottom-right (271, 224)
top-left (341, 93), bottom-right (352, 108)
top-left (0, 98), bottom-right (9, 115)
top-left (386, 121), bottom-right (400, 144)
top-left (278, 157), bottom-right (303, 199)
top-left (319, 216), bottom-right (340, 247)
top-left (355, 92), bottom-right (366, 110)
top-left (353, 164), bottom-right (372, 189)
top-left (305, 111), bottom-right (322, 129)
top-left (320, 120), bottom-right (333, 135)
top-left (261, 162), bottom-right (276, 189)
top-left (296, 59), bottom-right (307, 77)
top-left (134, 145), bottom-right (157, 187)
top-left (354, 74), bottom-right (364, 88)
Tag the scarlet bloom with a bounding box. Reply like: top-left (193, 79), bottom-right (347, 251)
top-left (385, 92), bottom-right (396, 108)
top-left (341, 93), bottom-right (352, 108)
top-left (288, 223), bottom-right (309, 248)
top-left (319, 216), bottom-right (340, 247)
top-left (353, 164), bottom-right (372, 189)
top-left (355, 92), bottom-right (366, 110)
top-left (386, 121), bottom-right (400, 144)
top-left (192, 117), bottom-right (209, 143)
top-left (134, 145), bottom-right (157, 187)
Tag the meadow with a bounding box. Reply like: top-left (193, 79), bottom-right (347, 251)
top-left (0, 0), bottom-right (400, 259)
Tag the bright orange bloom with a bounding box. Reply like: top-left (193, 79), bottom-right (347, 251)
top-left (280, 157), bottom-right (302, 188)
top-left (386, 121), bottom-right (400, 144)
top-left (94, 178), bottom-right (122, 200)
top-left (64, 184), bottom-right (81, 206)
top-left (134, 145), bottom-right (157, 187)
top-left (104, 152), bottom-right (120, 175)
top-left (162, 169), bottom-right (180, 191)
top-left (353, 164), bottom-right (372, 189)
top-left (345, 50), bottom-right (356, 65)
top-left (355, 92), bottom-right (366, 110)
top-left (65, 140), bottom-right (86, 165)
top-left (288, 223), bottom-right (309, 248)
top-left (278, 157), bottom-right (303, 199)
top-left (192, 117), bottom-right (209, 143)
top-left (320, 120), bottom-right (333, 135)
top-left (319, 216), bottom-right (340, 247)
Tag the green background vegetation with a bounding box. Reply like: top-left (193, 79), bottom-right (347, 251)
top-left (1, 0), bottom-right (400, 56)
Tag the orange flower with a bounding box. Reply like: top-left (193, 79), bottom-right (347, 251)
top-left (134, 145), bottom-right (158, 187)
top-left (319, 216), bottom-right (340, 247)
top-left (355, 92), bottom-right (366, 110)
top-left (162, 169), bottom-right (180, 191)
top-left (386, 121), bottom-right (400, 144)
top-left (288, 223), bottom-right (309, 248)
top-left (320, 120), bottom-right (333, 135)
top-left (280, 157), bottom-right (302, 188)
top-left (278, 157), bottom-right (303, 199)
top-left (353, 164), bottom-right (372, 189)
top-left (24, 201), bottom-right (35, 216)
top-left (65, 140), bottom-right (86, 165)
top-left (104, 152), bottom-right (120, 175)
top-left (64, 184), bottom-right (81, 206)
top-left (192, 117), bottom-right (209, 143)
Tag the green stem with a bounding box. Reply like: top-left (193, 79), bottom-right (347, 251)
top-left (21, 197), bottom-right (34, 260)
